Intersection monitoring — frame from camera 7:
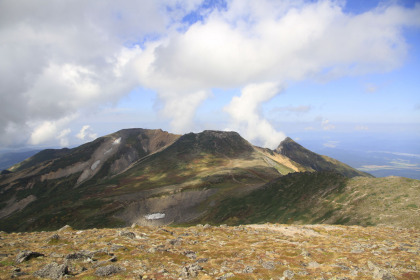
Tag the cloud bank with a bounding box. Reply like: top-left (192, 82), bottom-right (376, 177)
top-left (1, 0), bottom-right (419, 148)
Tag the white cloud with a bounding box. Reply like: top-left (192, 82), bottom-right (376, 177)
top-left (0, 0), bottom-right (419, 147)
top-left (321, 119), bottom-right (336, 131)
top-left (0, 0), bottom-right (199, 146)
top-left (29, 115), bottom-right (75, 146)
top-left (29, 122), bottom-right (58, 146)
top-left (134, 0), bottom-right (420, 145)
top-left (76, 125), bottom-right (97, 141)
top-left (57, 129), bottom-right (71, 147)
top-left (224, 83), bottom-right (286, 148)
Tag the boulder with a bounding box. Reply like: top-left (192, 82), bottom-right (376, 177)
top-left (15, 250), bottom-right (44, 263)
top-left (33, 262), bottom-right (68, 279)
top-left (95, 265), bottom-right (125, 277)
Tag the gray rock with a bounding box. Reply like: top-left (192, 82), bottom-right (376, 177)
top-left (95, 265), bottom-right (125, 277)
top-left (118, 231), bottom-right (136, 239)
top-left (368, 261), bottom-right (396, 280)
top-left (167, 238), bottom-right (182, 246)
top-left (261, 261), bottom-right (275, 270)
top-left (183, 250), bottom-right (197, 259)
top-left (47, 233), bottom-right (60, 243)
top-left (15, 250), bottom-right (44, 263)
top-left (110, 244), bottom-right (126, 251)
top-left (33, 262), bottom-right (68, 279)
top-left (65, 250), bottom-right (94, 260)
top-left (242, 266), bottom-right (255, 273)
top-left (308, 261), bottom-right (320, 268)
top-left (283, 269), bottom-right (295, 279)
top-left (180, 264), bottom-right (203, 278)
top-left (373, 268), bottom-right (396, 280)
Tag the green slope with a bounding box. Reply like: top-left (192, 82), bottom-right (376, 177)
top-left (200, 173), bottom-right (420, 228)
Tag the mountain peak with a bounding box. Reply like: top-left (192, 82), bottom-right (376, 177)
top-left (172, 130), bottom-right (254, 157)
top-left (275, 137), bottom-right (371, 178)
top-left (276, 137), bottom-right (296, 153)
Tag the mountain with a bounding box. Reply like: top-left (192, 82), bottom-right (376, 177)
top-left (275, 137), bottom-right (372, 178)
top-left (0, 149), bottom-right (41, 171)
top-left (2, 128), bottom-right (415, 233)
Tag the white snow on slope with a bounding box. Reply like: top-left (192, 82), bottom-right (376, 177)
top-left (91, 160), bottom-right (101, 171)
top-left (145, 213), bottom-right (165, 220)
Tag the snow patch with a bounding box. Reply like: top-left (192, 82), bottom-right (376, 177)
top-left (104, 148), bottom-right (113, 155)
top-left (145, 213), bottom-right (165, 220)
top-left (113, 137), bottom-right (121, 145)
top-left (91, 160), bottom-right (101, 171)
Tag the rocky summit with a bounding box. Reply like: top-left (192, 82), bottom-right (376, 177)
top-left (0, 224), bottom-right (419, 279)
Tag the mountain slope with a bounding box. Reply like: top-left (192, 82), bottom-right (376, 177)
top-left (276, 137), bottom-right (372, 178)
top-left (0, 129), bottom-right (381, 232)
top-left (200, 172), bottom-right (420, 228)
top-left (93, 130), bottom-right (301, 227)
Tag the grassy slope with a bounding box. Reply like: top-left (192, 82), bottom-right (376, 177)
top-left (200, 173), bottom-right (420, 228)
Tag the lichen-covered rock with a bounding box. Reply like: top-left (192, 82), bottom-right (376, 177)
top-left (95, 264), bottom-right (125, 277)
top-left (243, 266), bottom-right (255, 273)
top-left (33, 262), bottom-right (68, 279)
top-left (15, 250), bottom-right (44, 263)
top-left (180, 264), bottom-right (203, 278)
top-left (65, 250), bottom-right (94, 260)
top-left (282, 269), bottom-right (295, 279)
top-left (261, 261), bottom-right (275, 270)
top-left (118, 230), bottom-right (136, 239)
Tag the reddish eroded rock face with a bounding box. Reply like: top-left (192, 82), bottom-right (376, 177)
top-left (0, 223), bottom-right (418, 279)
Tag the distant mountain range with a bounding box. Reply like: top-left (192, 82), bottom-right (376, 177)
top-left (0, 150), bottom-right (41, 171)
top-left (0, 128), bottom-right (418, 232)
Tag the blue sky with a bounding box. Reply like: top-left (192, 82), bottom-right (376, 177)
top-left (0, 0), bottom-right (419, 156)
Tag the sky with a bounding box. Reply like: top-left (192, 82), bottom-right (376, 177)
top-left (0, 0), bottom-right (419, 156)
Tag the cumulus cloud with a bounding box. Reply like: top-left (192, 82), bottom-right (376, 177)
top-left (1, 0), bottom-right (419, 147)
top-left (134, 0), bottom-right (420, 146)
top-left (224, 83), bottom-right (286, 148)
top-left (29, 115), bottom-right (75, 146)
top-left (0, 0), bottom-right (200, 146)
top-left (76, 125), bottom-right (97, 141)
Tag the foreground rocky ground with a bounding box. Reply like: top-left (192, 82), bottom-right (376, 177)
top-left (0, 224), bottom-right (418, 279)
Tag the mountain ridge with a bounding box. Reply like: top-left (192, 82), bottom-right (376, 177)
top-left (1, 128), bottom-right (417, 233)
